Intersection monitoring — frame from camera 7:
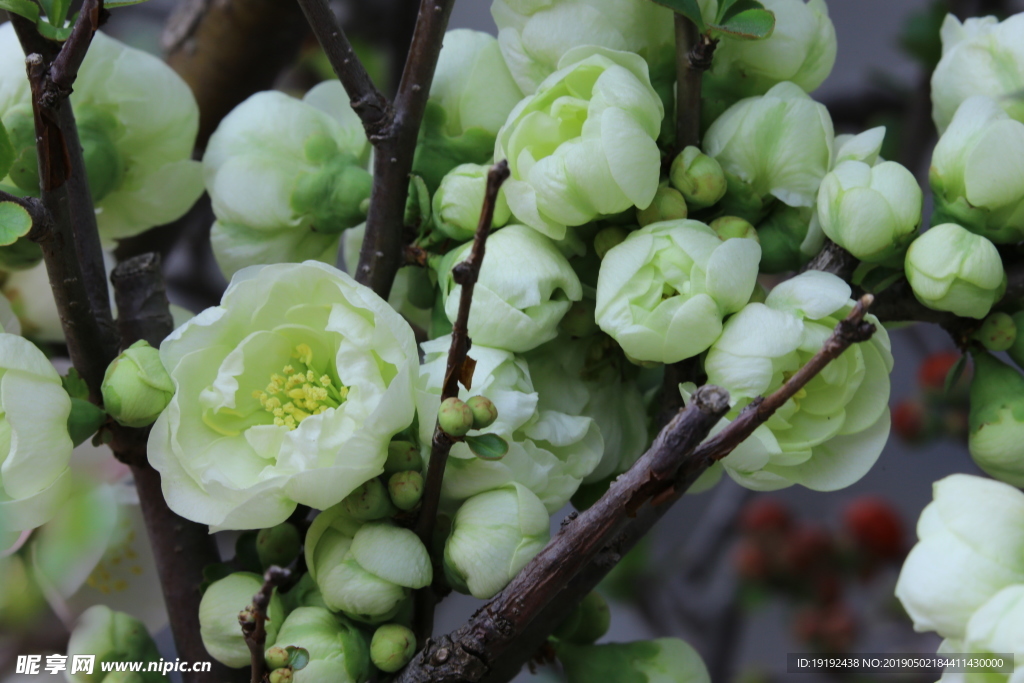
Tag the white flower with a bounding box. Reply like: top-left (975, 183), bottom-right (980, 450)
top-left (200, 573), bottom-right (285, 668)
top-left (270, 607), bottom-right (370, 683)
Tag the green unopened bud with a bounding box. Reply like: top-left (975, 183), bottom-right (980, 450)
top-left (553, 592), bottom-right (611, 644)
top-left (384, 440), bottom-right (423, 474)
top-left (100, 340), bottom-right (174, 428)
top-left (710, 216), bottom-right (758, 242)
top-left (438, 397), bottom-right (474, 437)
top-left (906, 224), bottom-right (1006, 319)
top-left (594, 227), bottom-right (629, 260)
top-left (636, 186), bottom-right (687, 227)
top-left (265, 646), bottom-right (290, 671)
top-left (66, 606), bottom-right (163, 683)
top-left (257, 523), bottom-right (302, 569)
top-left (559, 299), bottom-right (599, 338)
top-left (290, 152), bottom-right (373, 235)
top-left (341, 478), bottom-right (396, 521)
top-left (268, 667), bottom-right (292, 683)
top-left (388, 471), bottom-right (424, 511)
top-left (433, 163), bottom-right (512, 240)
top-left (370, 623), bottom-right (416, 673)
top-left (669, 146), bottom-right (727, 209)
top-left (466, 395), bottom-right (498, 429)
top-left (969, 351), bottom-right (1024, 487)
top-left (974, 312), bottom-right (1017, 351)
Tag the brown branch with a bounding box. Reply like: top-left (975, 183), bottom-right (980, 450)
top-left (48, 0), bottom-right (106, 92)
top-left (295, 0), bottom-right (392, 139)
top-left (240, 567), bottom-right (292, 683)
top-left (354, 0), bottom-right (456, 299)
top-left (803, 238), bottom-right (859, 281)
top-left (674, 16), bottom-right (716, 152)
top-left (412, 160), bottom-right (510, 642)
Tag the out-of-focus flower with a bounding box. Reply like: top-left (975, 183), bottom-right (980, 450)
top-left (66, 606), bottom-right (166, 683)
top-left (556, 637), bottom-right (710, 683)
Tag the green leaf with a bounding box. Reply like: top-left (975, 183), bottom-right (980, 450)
top-left (708, 8), bottom-right (775, 40)
top-left (465, 433), bottom-right (509, 461)
top-left (0, 120), bottom-right (14, 181)
top-left (105, 0), bottom-right (153, 6)
top-left (62, 368), bottom-right (90, 401)
top-left (716, 0), bottom-right (765, 24)
top-left (35, 17), bottom-right (74, 41)
top-left (649, 0), bottom-right (704, 31)
top-left (67, 398), bottom-right (107, 447)
top-left (286, 647), bottom-right (310, 672)
top-left (0, 201), bottom-right (32, 246)
top-left (38, 0), bottom-right (70, 26)
top-left (944, 354), bottom-right (967, 396)
top-left (0, 0), bottom-right (40, 22)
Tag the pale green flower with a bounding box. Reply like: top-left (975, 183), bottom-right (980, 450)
top-left (895, 474), bottom-right (1024, 641)
top-left (490, 0), bottom-right (674, 95)
top-left (443, 482), bottom-right (550, 599)
top-left (931, 13), bottom-right (1024, 135)
top-left (204, 82), bottom-right (370, 278)
top-left (439, 225), bottom-right (582, 353)
top-left (305, 505), bottom-right (430, 622)
top-left (200, 573), bottom-right (284, 668)
top-left (432, 163), bottom-right (512, 241)
top-left (817, 160), bottom-right (922, 263)
top-left (557, 637), bottom-right (710, 683)
top-left (416, 337), bottom-right (603, 513)
top-left (704, 0), bottom-right (837, 101)
top-left (67, 606), bottom-right (166, 683)
top-left (495, 47), bottom-right (664, 240)
top-left (147, 261), bottom-right (419, 530)
top-left (269, 607), bottom-right (370, 683)
top-left (935, 586), bottom-right (1024, 683)
top-left (0, 24), bottom-right (202, 245)
top-left (695, 270), bottom-right (893, 492)
top-left (595, 220), bottom-right (760, 364)
top-left (931, 96), bottom-right (1024, 243)
top-left (905, 223), bottom-right (1006, 319)
top-left (968, 352), bottom-right (1024, 488)
top-left (0, 332), bottom-right (73, 537)
top-left (705, 82), bottom-right (835, 210)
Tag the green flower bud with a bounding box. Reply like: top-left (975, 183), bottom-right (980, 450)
top-left (268, 668), bottom-right (292, 683)
top-left (200, 572), bottom-right (284, 668)
top-left (974, 312), bottom-right (1017, 352)
top-left (384, 440), bottom-right (422, 474)
top-left (438, 397), bottom-right (474, 437)
top-left (557, 637), bottom-right (710, 683)
top-left (594, 227), bottom-right (629, 260)
top-left (905, 224), bottom-right (1006, 319)
top-left (553, 592), bottom-right (611, 644)
top-left (755, 205), bottom-right (816, 273)
top-left (270, 607), bottom-right (370, 683)
top-left (66, 606), bottom-right (164, 683)
top-left (466, 395), bottom-right (498, 429)
top-left (969, 352), bottom-right (1024, 487)
top-left (636, 186), bottom-right (688, 227)
top-left (669, 147), bottom-right (726, 209)
top-left (341, 479), bottom-right (396, 521)
top-left (710, 216), bottom-right (758, 242)
top-left (387, 471), bottom-right (424, 511)
top-left (433, 163), bottom-right (512, 240)
top-left (100, 340), bottom-right (174, 428)
top-left (290, 155), bottom-right (372, 236)
top-left (265, 646), bottom-right (290, 671)
top-left (257, 523), bottom-right (302, 569)
top-left (370, 623), bottom-right (416, 673)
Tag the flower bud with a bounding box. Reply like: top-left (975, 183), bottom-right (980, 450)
top-left (370, 623), bottom-right (416, 673)
top-left (438, 397), bottom-right (474, 437)
top-left (968, 352), bottom-right (1024, 487)
top-left (669, 147), bottom-right (727, 209)
top-left (636, 186), bottom-right (688, 227)
top-left (270, 607), bottom-right (370, 683)
top-left (817, 160), bottom-right (922, 264)
top-left (557, 638), bottom-right (710, 683)
top-left (973, 312), bottom-right (1017, 352)
top-left (341, 479), bottom-right (396, 521)
top-left (709, 216), bottom-right (758, 242)
top-left (200, 572), bottom-right (284, 668)
top-left (444, 483), bottom-right (550, 598)
top-left (905, 223), bottom-right (1006, 319)
top-left (265, 646), bottom-right (290, 671)
top-left (387, 471), bottom-right (424, 511)
top-left (466, 395), bottom-right (498, 429)
top-left (66, 606), bottom-right (163, 683)
top-left (100, 340), bottom-right (174, 428)
top-left (384, 440), bottom-right (422, 474)
top-left (594, 227), bottom-right (629, 260)
top-left (268, 668), bottom-right (292, 683)
top-left (257, 523), bottom-right (302, 570)
top-left (433, 163), bottom-right (512, 241)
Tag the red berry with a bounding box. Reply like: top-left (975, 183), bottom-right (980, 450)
top-left (843, 497), bottom-right (905, 561)
top-left (781, 525), bottom-right (834, 576)
top-left (892, 399), bottom-right (926, 442)
top-left (739, 497), bottom-right (792, 535)
top-left (734, 540), bottom-right (769, 581)
top-left (917, 351), bottom-right (961, 392)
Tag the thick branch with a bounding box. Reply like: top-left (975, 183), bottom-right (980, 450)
top-left (803, 238), bottom-right (858, 281)
top-left (295, 0), bottom-right (392, 139)
top-left (674, 16), bottom-right (716, 151)
top-left (241, 567), bottom-right (292, 683)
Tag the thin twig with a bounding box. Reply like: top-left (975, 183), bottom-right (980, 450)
top-left (412, 160), bottom-right (509, 642)
top-left (294, 0), bottom-right (392, 139)
top-left (48, 0), bottom-right (105, 92)
top-left (241, 567), bottom-right (292, 683)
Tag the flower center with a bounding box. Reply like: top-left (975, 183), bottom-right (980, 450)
top-left (252, 344), bottom-right (348, 430)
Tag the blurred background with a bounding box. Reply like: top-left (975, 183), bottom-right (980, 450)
top-left (3, 0), bottom-right (1023, 681)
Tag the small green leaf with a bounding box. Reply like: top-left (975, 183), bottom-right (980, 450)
top-left (0, 120), bottom-right (14, 181)
top-left (38, 0), bottom-right (70, 27)
top-left (35, 17), bottom-right (74, 41)
top-left (649, 0), bottom-right (704, 31)
top-left (944, 354), bottom-right (967, 396)
top-left (708, 8), bottom-right (775, 40)
top-left (716, 0), bottom-right (765, 24)
top-left (67, 398), bottom-right (107, 447)
top-left (63, 368), bottom-right (90, 401)
top-left (0, 202), bottom-right (32, 246)
top-left (465, 433), bottom-right (509, 461)
top-left (286, 647), bottom-right (310, 672)
top-left (0, 0), bottom-right (40, 22)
